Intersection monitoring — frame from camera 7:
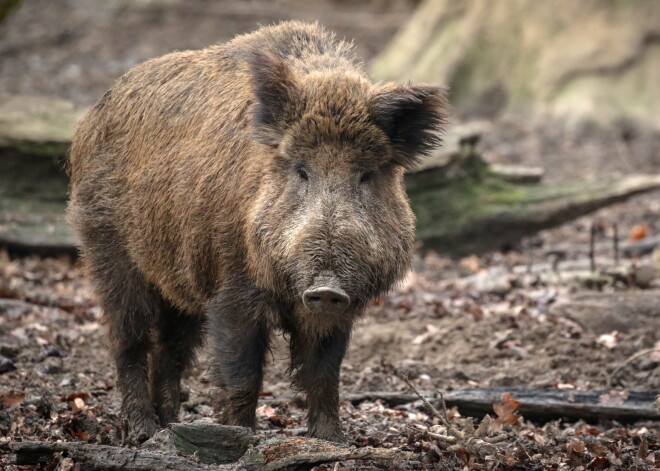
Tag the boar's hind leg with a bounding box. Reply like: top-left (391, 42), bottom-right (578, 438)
top-left (151, 307), bottom-right (205, 427)
top-left (84, 242), bottom-right (161, 443)
top-left (208, 286), bottom-right (271, 428)
top-left (290, 328), bottom-right (351, 443)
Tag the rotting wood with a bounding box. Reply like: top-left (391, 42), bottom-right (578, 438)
top-left (443, 388), bottom-right (659, 423)
top-left (263, 388), bottom-right (660, 422)
top-left (240, 437), bottom-right (415, 471)
top-left (170, 423), bottom-right (257, 465)
top-left (12, 440), bottom-right (217, 471)
top-left (12, 426), bottom-right (416, 471)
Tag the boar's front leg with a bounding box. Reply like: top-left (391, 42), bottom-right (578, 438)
top-left (290, 327), bottom-right (351, 443)
top-left (208, 285), bottom-right (271, 428)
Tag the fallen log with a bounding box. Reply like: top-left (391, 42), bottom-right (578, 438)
top-left (240, 437), bottom-right (414, 471)
top-left (2, 95), bottom-right (660, 256)
top-left (12, 440), bottom-right (214, 471)
top-left (263, 388), bottom-right (660, 423)
top-left (441, 388), bottom-right (659, 423)
top-left (12, 425), bottom-right (415, 471)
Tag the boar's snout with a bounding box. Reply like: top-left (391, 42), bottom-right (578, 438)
top-left (303, 287), bottom-right (350, 314)
top-left (302, 272), bottom-right (350, 315)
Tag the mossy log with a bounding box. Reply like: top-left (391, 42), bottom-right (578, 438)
top-left (407, 161), bottom-right (660, 255)
top-left (2, 95), bottom-right (660, 256)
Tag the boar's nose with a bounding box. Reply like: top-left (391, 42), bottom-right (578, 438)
top-left (303, 286), bottom-right (350, 315)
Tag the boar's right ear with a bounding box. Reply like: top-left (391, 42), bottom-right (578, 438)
top-left (249, 51), bottom-right (302, 146)
top-left (369, 85), bottom-right (448, 169)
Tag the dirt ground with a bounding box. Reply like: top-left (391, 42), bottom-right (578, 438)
top-left (1, 0), bottom-right (659, 469)
top-left (1, 194), bottom-right (659, 469)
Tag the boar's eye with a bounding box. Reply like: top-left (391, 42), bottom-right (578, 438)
top-left (359, 171), bottom-right (374, 184)
top-left (296, 167), bottom-right (309, 181)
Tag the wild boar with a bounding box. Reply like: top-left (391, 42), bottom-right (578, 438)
top-left (68, 21), bottom-right (446, 443)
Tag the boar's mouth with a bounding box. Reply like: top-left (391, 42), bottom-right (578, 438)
top-left (301, 271), bottom-right (351, 315)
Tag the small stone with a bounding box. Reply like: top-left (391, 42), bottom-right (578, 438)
top-left (0, 354), bottom-right (16, 374)
top-left (59, 377), bottom-right (73, 387)
top-left (75, 413), bottom-right (100, 436)
top-left (0, 344), bottom-right (19, 359)
top-left (43, 345), bottom-right (67, 358)
top-left (36, 357), bottom-right (62, 374)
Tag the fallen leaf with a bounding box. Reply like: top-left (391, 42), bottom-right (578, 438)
top-left (256, 404), bottom-right (277, 417)
top-left (629, 223), bottom-right (649, 241)
top-left (2, 392), bottom-right (25, 407)
top-left (493, 393), bottom-right (521, 425)
top-left (61, 392), bottom-right (90, 402)
top-left (596, 331), bottom-right (620, 349)
top-left (588, 456), bottom-right (609, 469)
top-left (566, 438), bottom-right (586, 467)
top-left (459, 255), bottom-right (481, 273)
top-left (72, 430), bottom-right (91, 441)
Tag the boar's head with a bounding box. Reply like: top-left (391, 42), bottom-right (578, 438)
top-left (245, 52), bottom-right (447, 332)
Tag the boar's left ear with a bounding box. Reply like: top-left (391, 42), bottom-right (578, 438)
top-left (370, 85), bottom-right (448, 169)
top-left (249, 51), bottom-right (303, 146)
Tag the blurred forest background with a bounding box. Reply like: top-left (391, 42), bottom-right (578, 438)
top-left (1, 1), bottom-right (659, 470)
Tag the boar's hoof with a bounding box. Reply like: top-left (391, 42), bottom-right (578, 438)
top-left (303, 287), bottom-right (350, 315)
top-left (309, 427), bottom-right (347, 444)
top-left (127, 415), bottom-right (158, 444)
top-left (308, 416), bottom-right (347, 444)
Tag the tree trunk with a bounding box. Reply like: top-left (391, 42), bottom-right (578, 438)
top-left (371, 0), bottom-right (660, 126)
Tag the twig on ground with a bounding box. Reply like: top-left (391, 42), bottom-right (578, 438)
top-left (590, 222), bottom-right (597, 273)
top-left (397, 372), bottom-right (449, 427)
top-left (613, 223), bottom-right (619, 266)
top-left (397, 372), bottom-right (508, 459)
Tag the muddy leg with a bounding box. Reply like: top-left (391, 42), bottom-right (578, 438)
top-left (208, 285), bottom-right (271, 428)
top-left (114, 322), bottom-right (157, 443)
top-left (151, 307), bottom-right (205, 427)
top-left (82, 232), bottom-right (161, 443)
top-left (101, 273), bottom-right (161, 443)
top-left (290, 328), bottom-right (351, 443)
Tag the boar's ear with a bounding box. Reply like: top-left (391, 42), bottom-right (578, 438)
top-left (370, 85), bottom-right (448, 169)
top-left (249, 51), bottom-right (302, 146)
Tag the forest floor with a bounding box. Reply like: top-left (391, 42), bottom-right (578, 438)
top-left (1, 193), bottom-right (659, 470)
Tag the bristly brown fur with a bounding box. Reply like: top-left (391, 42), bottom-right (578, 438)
top-left (68, 20), bottom-right (447, 444)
